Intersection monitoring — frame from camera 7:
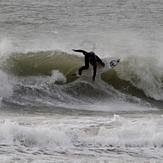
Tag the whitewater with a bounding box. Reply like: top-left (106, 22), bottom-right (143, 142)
top-left (0, 0), bottom-right (163, 162)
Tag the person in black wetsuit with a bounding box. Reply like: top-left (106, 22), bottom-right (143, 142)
top-left (72, 49), bottom-right (105, 81)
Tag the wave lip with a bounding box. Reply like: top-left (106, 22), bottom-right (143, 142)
top-left (117, 56), bottom-right (163, 101)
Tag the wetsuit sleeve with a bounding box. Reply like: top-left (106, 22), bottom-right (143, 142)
top-left (72, 49), bottom-right (87, 55)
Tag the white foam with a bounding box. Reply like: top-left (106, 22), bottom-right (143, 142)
top-left (0, 38), bottom-right (15, 100)
top-left (88, 114), bottom-right (163, 148)
top-left (0, 37), bottom-right (14, 63)
top-left (0, 114), bottom-right (163, 163)
top-left (49, 70), bottom-right (66, 84)
top-left (0, 114), bottom-right (163, 151)
top-left (0, 70), bottom-right (13, 99)
top-left (0, 119), bottom-right (72, 149)
top-left (86, 101), bottom-right (156, 112)
top-left (72, 114), bottom-right (163, 150)
top-left (117, 55), bottom-right (163, 100)
top-left (0, 38), bottom-right (13, 54)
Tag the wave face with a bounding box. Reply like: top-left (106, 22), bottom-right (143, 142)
top-left (0, 50), bottom-right (162, 112)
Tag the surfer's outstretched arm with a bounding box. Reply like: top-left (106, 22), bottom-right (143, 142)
top-left (92, 64), bottom-right (97, 81)
top-left (72, 49), bottom-right (87, 55)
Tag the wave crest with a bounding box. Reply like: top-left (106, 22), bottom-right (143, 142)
top-left (2, 50), bottom-right (163, 101)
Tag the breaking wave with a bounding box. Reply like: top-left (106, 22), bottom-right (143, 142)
top-left (2, 50), bottom-right (163, 102)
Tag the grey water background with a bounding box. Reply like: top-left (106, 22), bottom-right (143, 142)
top-left (1, 0), bottom-right (163, 47)
top-left (0, 0), bottom-right (163, 163)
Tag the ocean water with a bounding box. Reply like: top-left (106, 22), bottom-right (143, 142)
top-left (0, 0), bottom-right (163, 162)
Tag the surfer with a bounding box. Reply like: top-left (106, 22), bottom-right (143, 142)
top-left (72, 49), bottom-right (105, 81)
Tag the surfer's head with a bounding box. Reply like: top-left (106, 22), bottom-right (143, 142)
top-left (89, 51), bottom-right (95, 56)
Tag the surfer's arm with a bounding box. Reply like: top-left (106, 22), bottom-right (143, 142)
top-left (92, 64), bottom-right (97, 81)
top-left (96, 56), bottom-right (105, 67)
top-left (72, 49), bottom-right (87, 55)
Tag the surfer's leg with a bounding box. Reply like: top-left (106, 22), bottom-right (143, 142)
top-left (78, 65), bottom-right (89, 75)
top-left (79, 56), bottom-right (89, 75)
top-left (92, 64), bottom-right (97, 81)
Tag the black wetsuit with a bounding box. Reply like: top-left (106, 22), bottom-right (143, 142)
top-left (72, 49), bottom-right (105, 81)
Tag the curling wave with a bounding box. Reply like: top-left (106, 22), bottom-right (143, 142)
top-left (2, 50), bottom-right (163, 103)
